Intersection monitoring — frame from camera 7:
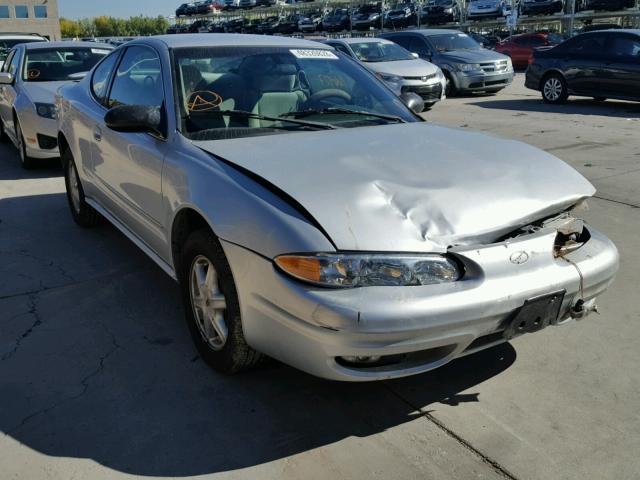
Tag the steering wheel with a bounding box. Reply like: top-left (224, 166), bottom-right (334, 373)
top-left (304, 89), bottom-right (352, 108)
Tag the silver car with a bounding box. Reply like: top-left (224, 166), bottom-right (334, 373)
top-left (324, 37), bottom-right (446, 109)
top-left (57, 34), bottom-right (618, 381)
top-left (0, 41), bottom-right (112, 169)
top-left (467, 0), bottom-right (505, 19)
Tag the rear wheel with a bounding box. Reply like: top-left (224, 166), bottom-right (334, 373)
top-left (541, 73), bottom-right (568, 104)
top-left (15, 119), bottom-right (37, 169)
top-left (62, 148), bottom-right (103, 227)
top-left (180, 229), bottom-right (262, 374)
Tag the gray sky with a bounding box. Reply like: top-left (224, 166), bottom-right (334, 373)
top-left (59, 0), bottom-right (180, 19)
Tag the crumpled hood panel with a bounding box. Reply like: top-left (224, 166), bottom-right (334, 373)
top-left (195, 122), bottom-right (595, 252)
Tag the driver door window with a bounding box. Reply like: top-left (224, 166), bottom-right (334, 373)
top-left (108, 46), bottom-right (163, 108)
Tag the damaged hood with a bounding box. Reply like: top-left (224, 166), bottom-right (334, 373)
top-left (195, 122), bottom-right (595, 252)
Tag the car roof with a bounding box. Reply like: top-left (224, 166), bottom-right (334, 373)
top-left (23, 41), bottom-right (113, 50)
top-left (331, 37), bottom-right (393, 45)
top-left (0, 33), bottom-right (46, 40)
top-left (147, 33), bottom-right (334, 49)
top-left (580, 28), bottom-right (640, 35)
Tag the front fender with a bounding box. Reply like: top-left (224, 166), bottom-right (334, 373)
top-left (163, 138), bottom-right (336, 262)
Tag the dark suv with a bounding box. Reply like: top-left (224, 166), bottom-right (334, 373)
top-left (526, 30), bottom-right (640, 103)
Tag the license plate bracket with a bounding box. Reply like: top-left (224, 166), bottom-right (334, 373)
top-left (504, 290), bottom-right (566, 340)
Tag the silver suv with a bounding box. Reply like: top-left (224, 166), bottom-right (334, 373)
top-left (379, 29), bottom-right (514, 96)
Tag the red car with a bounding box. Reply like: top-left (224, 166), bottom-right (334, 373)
top-left (495, 32), bottom-right (564, 69)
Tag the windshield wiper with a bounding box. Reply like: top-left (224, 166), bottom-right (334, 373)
top-left (202, 109), bottom-right (337, 130)
top-left (281, 107), bottom-right (406, 124)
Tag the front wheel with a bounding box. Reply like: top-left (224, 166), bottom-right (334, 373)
top-left (63, 148), bottom-right (103, 227)
top-left (180, 229), bottom-right (262, 374)
top-left (444, 71), bottom-right (457, 97)
top-left (541, 74), bottom-right (568, 104)
top-left (15, 119), bottom-right (37, 169)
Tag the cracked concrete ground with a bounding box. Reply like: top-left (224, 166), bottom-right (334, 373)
top-left (0, 74), bottom-right (638, 479)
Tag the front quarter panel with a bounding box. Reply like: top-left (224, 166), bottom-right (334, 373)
top-left (162, 136), bottom-right (336, 263)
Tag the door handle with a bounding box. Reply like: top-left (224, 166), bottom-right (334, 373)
top-left (93, 126), bottom-right (102, 142)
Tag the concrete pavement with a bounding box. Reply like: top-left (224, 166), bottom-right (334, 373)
top-left (0, 74), bottom-right (638, 479)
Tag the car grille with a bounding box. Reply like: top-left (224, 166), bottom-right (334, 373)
top-left (480, 60), bottom-right (509, 73)
top-left (403, 73), bottom-right (438, 81)
top-left (402, 84), bottom-right (442, 101)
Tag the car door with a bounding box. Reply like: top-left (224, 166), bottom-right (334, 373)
top-left (557, 34), bottom-right (608, 94)
top-left (91, 45), bottom-right (170, 256)
top-left (600, 33), bottom-right (640, 99)
top-left (0, 49), bottom-right (22, 137)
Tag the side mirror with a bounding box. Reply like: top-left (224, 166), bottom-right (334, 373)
top-left (104, 104), bottom-right (163, 136)
top-left (411, 52), bottom-right (419, 58)
top-left (0, 72), bottom-right (14, 85)
top-left (401, 92), bottom-right (425, 115)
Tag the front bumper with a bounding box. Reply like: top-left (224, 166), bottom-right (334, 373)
top-left (19, 110), bottom-right (59, 159)
top-left (400, 78), bottom-right (445, 103)
top-left (222, 225), bottom-right (618, 381)
top-left (453, 69), bottom-right (514, 92)
top-left (467, 8), bottom-right (503, 18)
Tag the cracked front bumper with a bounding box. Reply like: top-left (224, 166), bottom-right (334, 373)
top-left (222, 225), bottom-right (618, 381)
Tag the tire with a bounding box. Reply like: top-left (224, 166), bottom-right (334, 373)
top-left (593, 97), bottom-right (607, 102)
top-left (15, 119), bottom-right (37, 169)
top-left (422, 102), bottom-right (436, 111)
top-left (62, 148), bottom-right (103, 227)
top-left (444, 71), bottom-right (457, 97)
top-left (180, 229), bottom-right (262, 374)
top-left (541, 73), bottom-right (568, 104)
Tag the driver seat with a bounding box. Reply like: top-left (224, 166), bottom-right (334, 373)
top-left (249, 64), bottom-right (307, 128)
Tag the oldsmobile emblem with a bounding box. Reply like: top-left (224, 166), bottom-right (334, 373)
top-left (510, 251), bottom-right (530, 265)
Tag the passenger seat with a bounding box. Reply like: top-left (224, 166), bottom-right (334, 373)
top-left (249, 64), bottom-right (307, 128)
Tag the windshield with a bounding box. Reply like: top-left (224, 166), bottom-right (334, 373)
top-left (24, 47), bottom-right (111, 81)
top-left (173, 46), bottom-right (417, 140)
top-left (350, 42), bottom-right (414, 62)
top-left (358, 5), bottom-right (379, 14)
top-left (428, 33), bottom-right (481, 52)
top-left (0, 38), bottom-right (44, 63)
top-left (426, 0), bottom-right (452, 5)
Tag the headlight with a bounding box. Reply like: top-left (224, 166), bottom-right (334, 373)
top-left (35, 102), bottom-right (57, 119)
top-left (506, 57), bottom-right (513, 71)
top-left (376, 72), bottom-right (403, 84)
top-left (455, 63), bottom-right (481, 72)
top-left (275, 253), bottom-right (462, 288)
top-left (444, 7), bottom-right (453, 12)
top-left (435, 67), bottom-right (445, 80)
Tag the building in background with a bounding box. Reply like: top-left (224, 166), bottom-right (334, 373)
top-left (0, 0), bottom-right (60, 40)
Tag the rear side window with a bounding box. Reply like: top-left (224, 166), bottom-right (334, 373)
top-left (7, 50), bottom-right (21, 76)
top-left (606, 34), bottom-right (640, 58)
top-left (91, 52), bottom-right (120, 104)
top-left (108, 46), bottom-right (163, 109)
top-left (560, 34), bottom-right (607, 54)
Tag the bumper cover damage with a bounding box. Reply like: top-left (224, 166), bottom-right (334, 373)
top-left (222, 222), bottom-right (618, 381)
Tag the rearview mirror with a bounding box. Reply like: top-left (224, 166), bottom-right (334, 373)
top-left (104, 105), bottom-right (163, 136)
top-left (0, 72), bottom-right (14, 85)
top-left (400, 92), bottom-right (425, 115)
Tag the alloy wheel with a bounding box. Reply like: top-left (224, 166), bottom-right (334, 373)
top-left (543, 77), bottom-right (563, 102)
top-left (68, 161), bottom-right (81, 214)
top-left (189, 255), bottom-right (228, 351)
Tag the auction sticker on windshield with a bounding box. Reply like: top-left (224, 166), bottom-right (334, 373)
top-left (290, 49), bottom-right (338, 60)
top-left (91, 48), bottom-right (111, 55)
